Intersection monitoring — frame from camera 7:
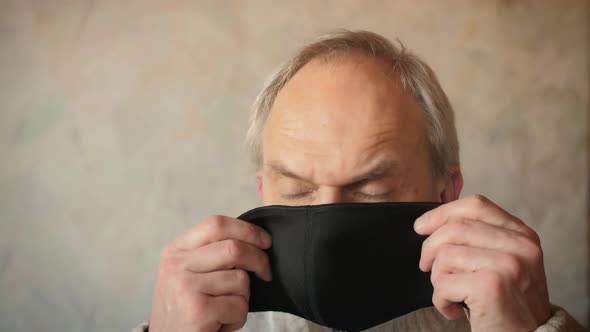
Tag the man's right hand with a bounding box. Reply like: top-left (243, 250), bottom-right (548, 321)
top-left (148, 215), bottom-right (273, 332)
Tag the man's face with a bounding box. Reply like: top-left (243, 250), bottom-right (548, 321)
top-left (258, 54), bottom-right (445, 206)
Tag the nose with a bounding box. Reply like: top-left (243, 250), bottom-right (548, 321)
top-left (316, 186), bottom-right (349, 205)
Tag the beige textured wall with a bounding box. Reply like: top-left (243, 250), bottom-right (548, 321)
top-left (0, 1), bottom-right (588, 331)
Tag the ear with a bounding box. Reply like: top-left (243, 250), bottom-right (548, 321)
top-left (439, 166), bottom-right (463, 203)
top-left (256, 171), bottom-right (264, 202)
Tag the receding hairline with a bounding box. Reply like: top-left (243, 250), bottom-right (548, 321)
top-left (246, 30), bottom-right (460, 178)
top-left (295, 49), bottom-right (404, 86)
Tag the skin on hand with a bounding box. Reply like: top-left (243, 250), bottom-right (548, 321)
top-left (149, 215), bottom-right (272, 332)
top-left (415, 195), bottom-right (551, 331)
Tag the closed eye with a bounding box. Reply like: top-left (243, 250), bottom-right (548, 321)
top-left (281, 190), bottom-right (314, 200)
top-left (352, 191), bottom-right (392, 201)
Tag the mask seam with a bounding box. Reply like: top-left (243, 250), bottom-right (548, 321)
top-left (306, 207), bottom-right (327, 326)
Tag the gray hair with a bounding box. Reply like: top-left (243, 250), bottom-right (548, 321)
top-left (246, 30), bottom-right (459, 178)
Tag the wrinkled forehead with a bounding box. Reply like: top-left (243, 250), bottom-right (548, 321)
top-left (261, 55), bottom-right (429, 176)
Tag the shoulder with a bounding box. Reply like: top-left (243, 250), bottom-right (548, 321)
top-left (534, 306), bottom-right (586, 332)
top-left (131, 322), bottom-right (149, 332)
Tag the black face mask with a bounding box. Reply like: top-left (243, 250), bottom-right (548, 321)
top-left (238, 202), bottom-right (440, 331)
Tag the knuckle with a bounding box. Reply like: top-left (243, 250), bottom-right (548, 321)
top-left (240, 222), bottom-right (261, 244)
top-left (233, 269), bottom-right (250, 289)
top-left (442, 245), bottom-right (458, 266)
top-left (249, 225), bottom-right (265, 244)
top-left (512, 216), bottom-right (538, 238)
top-left (186, 295), bottom-right (210, 315)
top-left (527, 242), bottom-right (544, 265)
top-left (447, 219), bottom-right (468, 234)
top-left (241, 221), bottom-right (256, 235)
top-left (437, 244), bottom-right (454, 262)
top-left (159, 252), bottom-right (185, 274)
top-left (518, 235), bottom-right (543, 262)
top-left (205, 215), bottom-right (226, 237)
top-left (430, 246), bottom-right (455, 282)
top-left (469, 194), bottom-right (489, 207)
top-left (159, 244), bottom-right (176, 260)
top-left (480, 272), bottom-right (506, 300)
top-left (224, 239), bottom-right (243, 262)
top-left (523, 226), bottom-right (541, 245)
top-left (163, 255), bottom-right (182, 271)
top-left (531, 244), bottom-right (544, 264)
top-left (172, 275), bottom-right (193, 294)
top-left (530, 231), bottom-right (542, 246)
top-left (501, 254), bottom-right (523, 279)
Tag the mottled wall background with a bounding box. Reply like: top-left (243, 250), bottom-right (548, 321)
top-left (0, 1), bottom-right (588, 331)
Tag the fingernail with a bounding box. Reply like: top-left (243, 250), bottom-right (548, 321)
top-left (260, 230), bottom-right (272, 247)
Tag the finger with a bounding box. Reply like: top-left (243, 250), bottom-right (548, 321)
top-left (209, 295), bottom-right (249, 326)
top-left (171, 215), bottom-right (272, 251)
top-left (431, 270), bottom-right (518, 320)
top-left (432, 270), bottom-right (541, 330)
top-left (420, 219), bottom-right (528, 271)
top-left (431, 272), bottom-right (472, 320)
top-left (415, 195), bottom-right (532, 237)
top-left (194, 269), bottom-right (251, 301)
top-left (178, 239), bottom-right (272, 281)
top-left (430, 244), bottom-right (525, 285)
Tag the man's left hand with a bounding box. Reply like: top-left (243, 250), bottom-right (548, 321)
top-left (415, 194), bottom-right (552, 332)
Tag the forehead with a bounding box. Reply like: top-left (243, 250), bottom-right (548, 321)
top-left (262, 54), bottom-right (428, 183)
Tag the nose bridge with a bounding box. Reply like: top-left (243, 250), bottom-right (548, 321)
top-left (317, 186), bottom-right (347, 205)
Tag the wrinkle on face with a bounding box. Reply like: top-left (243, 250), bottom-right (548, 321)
top-left (260, 53), bottom-right (437, 205)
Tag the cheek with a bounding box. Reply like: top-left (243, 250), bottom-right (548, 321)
top-left (260, 174), bottom-right (277, 205)
top-left (396, 178), bottom-right (438, 201)
top-left (395, 166), bottom-right (438, 201)
top-left (403, 151), bottom-right (439, 200)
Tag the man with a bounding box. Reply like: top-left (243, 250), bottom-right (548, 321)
top-left (137, 30), bottom-right (585, 331)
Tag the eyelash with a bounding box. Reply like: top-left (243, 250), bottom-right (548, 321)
top-left (353, 191), bottom-right (391, 200)
top-left (281, 191), bottom-right (314, 200)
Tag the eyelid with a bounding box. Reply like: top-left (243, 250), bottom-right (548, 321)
top-left (281, 189), bottom-right (314, 200)
top-left (353, 191), bottom-right (392, 200)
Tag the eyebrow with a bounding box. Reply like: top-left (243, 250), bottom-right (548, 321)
top-left (264, 158), bottom-right (399, 188)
